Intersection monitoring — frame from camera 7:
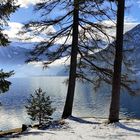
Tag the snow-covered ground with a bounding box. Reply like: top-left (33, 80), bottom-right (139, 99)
top-left (2, 117), bottom-right (140, 140)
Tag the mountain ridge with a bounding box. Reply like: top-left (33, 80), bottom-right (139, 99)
top-left (0, 23), bottom-right (139, 77)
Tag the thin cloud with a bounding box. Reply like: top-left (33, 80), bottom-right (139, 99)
top-left (124, 16), bottom-right (138, 23)
top-left (137, 0), bottom-right (140, 5)
top-left (17, 0), bottom-right (41, 8)
top-left (3, 22), bottom-right (45, 42)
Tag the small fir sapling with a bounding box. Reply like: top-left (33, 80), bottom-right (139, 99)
top-left (25, 88), bottom-right (55, 126)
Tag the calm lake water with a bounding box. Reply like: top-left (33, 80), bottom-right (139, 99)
top-left (0, 76), bottom-right (140, 130)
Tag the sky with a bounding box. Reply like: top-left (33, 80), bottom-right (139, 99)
top-left (5, 0), bottom-right (140, 42)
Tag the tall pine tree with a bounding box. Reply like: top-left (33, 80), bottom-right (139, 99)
top-left (22, 0), bottom-right (115, 119)
top-left (109, 0), bottom-right (125, 123)
top-left (0, 0), bottom-right (17, 93)
top-left (76, 0), bottom-right (136, 95)
top-left (62, 0), bottom-right (79, 118)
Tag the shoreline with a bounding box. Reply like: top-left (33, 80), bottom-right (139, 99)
top-left (1, 117), bottom-right (140, 139)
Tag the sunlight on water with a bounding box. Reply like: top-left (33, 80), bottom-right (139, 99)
top-left (0, 76), bottom-right (140, 130)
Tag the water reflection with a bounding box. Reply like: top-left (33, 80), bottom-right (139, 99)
top-left (0, 77), bottom-right (140, 130)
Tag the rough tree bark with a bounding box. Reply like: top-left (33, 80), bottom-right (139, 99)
top-left (109, 0), bottom-right (125, 123)
top-left (62, 0), bottom-right (79, 119)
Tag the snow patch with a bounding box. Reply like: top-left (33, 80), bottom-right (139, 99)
top-left (4, 117), bottom-right (140, 140)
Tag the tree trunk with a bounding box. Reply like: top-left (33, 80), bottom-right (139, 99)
top-left (62, 0), bottom-right (79, 119)
top-left (39, 112), bottom-right (42, 125)
top-left (109, 0), bottom-right (125, 123)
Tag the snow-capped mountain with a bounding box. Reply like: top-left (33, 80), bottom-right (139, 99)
top-left (123, 24), bottom-right (140, 70)
top-left (0, 42), bottom-right (33, 65)
top-left (0, 23), bottom-right (140, 77)
top-left (0, 42), bottom-right (69, 77)
top-left (98, 24), bottom-right (140, 72)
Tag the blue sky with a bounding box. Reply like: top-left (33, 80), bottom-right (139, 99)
top-left (10, 1), bottom-right (140, 23)
top-left (9, 0), bottom-right (140, 23)
top-left (125, 1), bottom-right (140, 22)
top-left (4, 0), bottom-right (140, 42)
top-left (10, 6), bottom-right (35, 23)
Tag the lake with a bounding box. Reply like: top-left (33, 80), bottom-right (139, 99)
top-left (0, 76), bottom-right (140, 130)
